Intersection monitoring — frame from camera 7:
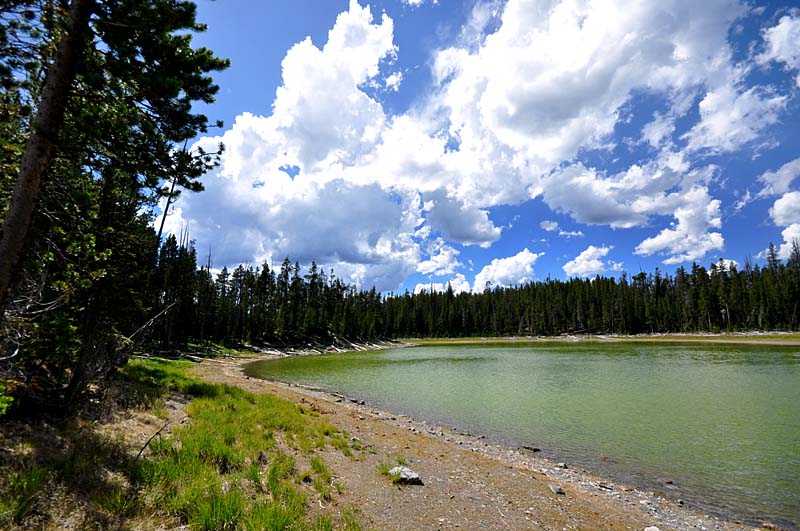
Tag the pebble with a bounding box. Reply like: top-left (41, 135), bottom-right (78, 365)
top-left (644, 527), bottom-right (661, 531)
top-left (548, 484), bottom-right (565, 495)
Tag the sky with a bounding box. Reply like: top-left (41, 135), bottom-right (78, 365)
top-left (162, 0), bottom-right (800, 294)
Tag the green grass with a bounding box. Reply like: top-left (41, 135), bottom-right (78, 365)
top-left (125, 358), bottom-right (360, 530)
top-left (1, 357), bottom-right (364, 530)
top-left (0, 466), bottom-right (49, 524)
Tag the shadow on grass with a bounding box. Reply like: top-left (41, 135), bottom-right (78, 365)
top-left (2, 357), bottom-right (365, 531)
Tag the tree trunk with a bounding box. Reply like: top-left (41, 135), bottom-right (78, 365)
top-left (0, 0), bottom-right (94, 309)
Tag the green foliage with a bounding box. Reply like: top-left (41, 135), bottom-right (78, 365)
top-left (1, 0), bottom-right (228, 411)
top-left (0, 381), bottom-right (13, 415)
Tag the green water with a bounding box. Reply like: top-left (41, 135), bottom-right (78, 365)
top-left (245, 343), bottom-right (800, 527)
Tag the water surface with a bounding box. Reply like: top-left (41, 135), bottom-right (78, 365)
top-left (245, 343), bottom-right (800, 527)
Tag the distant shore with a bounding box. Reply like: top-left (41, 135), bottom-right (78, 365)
top-left (404, 331), bottom-right (800, 347)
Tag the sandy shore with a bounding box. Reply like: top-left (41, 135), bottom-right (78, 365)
top-left (191, 349), bottom-right (777, 531)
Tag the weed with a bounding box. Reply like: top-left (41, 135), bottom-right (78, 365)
top-left (98, 487), bottom-right (137, 516)
top-left (0, 466), bottom-right (49, 524)
top-left (378, 462), bottom-right (402, 485)
top-left (340, 507), bottom-right (364, 531)
top-left (188, 488), bottom-right (244, 531)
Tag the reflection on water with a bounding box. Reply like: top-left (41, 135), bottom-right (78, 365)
top-left (245, 343), bottom-right (800, 528)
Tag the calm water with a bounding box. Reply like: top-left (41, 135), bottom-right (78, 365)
top-left (245, 343), bottom-right (800, 527)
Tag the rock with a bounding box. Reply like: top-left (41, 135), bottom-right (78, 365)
top-left (522, 445), bottom-right (541, 452)
top-left (643, 527), bottom-right (661, 531)
top-left (388, 466), bottom-right (424, 485)
top-left (548, 484), bottom-right (565, 495)
top-left (557, 462), bottom-right (568, 469)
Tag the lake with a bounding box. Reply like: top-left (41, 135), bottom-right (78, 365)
top-left (245, 342), bottom-right (800, 528)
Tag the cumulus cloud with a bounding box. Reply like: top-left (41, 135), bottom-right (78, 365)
top-left (758, 13), bottom-right (800, 83)
top-left (634, 187), bottom-right (724, 264)
top-left (776, 225), bottom-right (800, 260)
top-left (472, 248), bottom-right (543, 291)
top-left (770, 191), bottom-right (800, 228)
top-left (416, 238), bottom-right (462, 276)
top-left (168, 0), bottom-right (798, 292)
top-left (424, 189), bottom-right (501, 247)
top-left (563, 245), bottom-right (623, 278)
top-left (757, 158), bottom-right (800, 198)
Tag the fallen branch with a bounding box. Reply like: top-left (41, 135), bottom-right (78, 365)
top-left (135, 421), bottom-right (171, 461)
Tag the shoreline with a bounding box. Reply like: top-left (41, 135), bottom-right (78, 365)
top-left (193, 346), bottom-right (790, 531)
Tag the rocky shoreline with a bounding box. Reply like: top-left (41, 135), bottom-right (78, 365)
top-left (191, 348), bottom-right (792, 531)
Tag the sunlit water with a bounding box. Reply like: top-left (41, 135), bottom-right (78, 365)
top-left (245, 343), bottom-right (800, 528)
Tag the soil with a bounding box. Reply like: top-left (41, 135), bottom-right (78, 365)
top-left (192, 356), bottom-right (766, 531)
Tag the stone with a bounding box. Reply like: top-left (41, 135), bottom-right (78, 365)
top-left (388, 466), bottom-right (424, 485)
top-left (557, 462), bottom-right (568, 469)
top-left (644, 527), bottom-right (661, 531)
top-left (548, 484), bottom-right (565, 495)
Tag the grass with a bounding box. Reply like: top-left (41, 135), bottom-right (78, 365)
top-left (1, 356), bottom-right (364, 530)
top-left (0, 466), bottom-right (49, 523)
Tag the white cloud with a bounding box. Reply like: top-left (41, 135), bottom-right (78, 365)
top-left (563, 245), bottom-right (622, 277)
top-left (434, 0), bottom-right (745, 172)
top-left (472, 248), bottom-right (543, 291)
top-left (271, 0), bottom-right (395, 170)
top-left (634, 187), bottom-right (724, 264)
top-left (413, 273), bottom-right (470, 294)
top-left (641, 112), bottom-right (676, 148)
top-left (712, 258), bottom-right (739, 272)
top-left (385, 71), bottom-right (403, 92)
top-left (169, 0), bottom-right (798, 291)
top-left (559, 229), bottom-right (584, 238)
top-left (776, 225), bottom-right (800, 260)
top-left (757, 13), bottom-right (800, 74)
top-left (757, 158), bottom-right (800, 198)
top-left (540, 220), bottom-right (559, 232)
top-left (762, 189), bottom-right (800, 261)
top-left (683, 83), bottom-right (786, 154)
top-left (416, 238), bottom-right (461, 276)
top-left (770, 191), bottom-right (800, 228)
top-left (402, 0), bottom-right (437, 6)
top-left (424, 189), bottom-right (501, 247)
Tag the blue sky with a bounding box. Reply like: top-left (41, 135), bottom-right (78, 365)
top-left (166, 0), bottom-right (800, 293)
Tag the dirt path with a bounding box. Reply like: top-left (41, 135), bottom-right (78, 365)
top-left (192, 357), bottom-right (756, 531)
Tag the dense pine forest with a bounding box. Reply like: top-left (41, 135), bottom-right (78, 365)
top-left (0, 0), bottom-right (798, 414)
top-left (153, 238), bottom-right (800, 349)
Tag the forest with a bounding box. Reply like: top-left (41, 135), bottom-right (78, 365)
top-left (1, 0), bottom-right (799, 414)
top-left (152, 237), bottom-right (800, 349)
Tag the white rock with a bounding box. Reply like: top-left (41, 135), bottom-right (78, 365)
top-left (388, 466), bottom-right (423, 485)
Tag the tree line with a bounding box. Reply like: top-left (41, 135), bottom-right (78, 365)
top-left (151, 237), bottom-right (800, 348)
